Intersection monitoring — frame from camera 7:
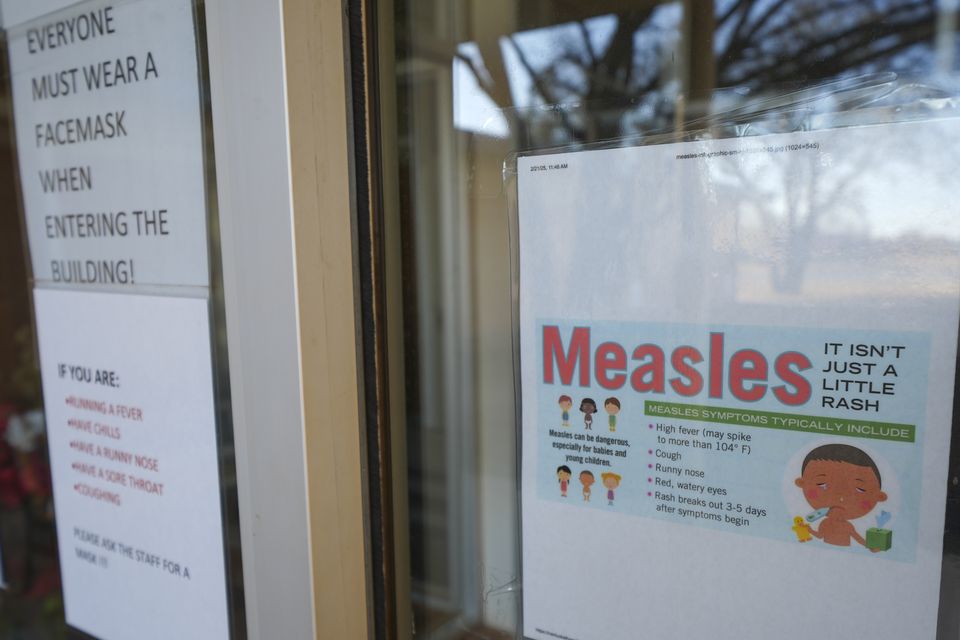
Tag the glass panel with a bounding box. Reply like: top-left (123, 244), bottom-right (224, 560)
top-left (0, 2), bottom-right (244, 637)
top-left (0, 39), bottom-right (66, 640)
top-left (386, 1), bottom-right (960, 637)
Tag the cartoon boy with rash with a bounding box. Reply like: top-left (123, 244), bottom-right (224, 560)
top-left (794, 444), bottom-right (887, 550)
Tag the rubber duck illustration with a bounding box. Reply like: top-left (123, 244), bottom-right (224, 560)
top-left (792, 516), bottom-right (812, 542)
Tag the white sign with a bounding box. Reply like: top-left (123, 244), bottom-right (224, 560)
top-left (519, 119), bottom-right (960, 640)
top-left (8, 0), bottom-right (209, 289)
top-left (34, 288), bottom-right (228, 640)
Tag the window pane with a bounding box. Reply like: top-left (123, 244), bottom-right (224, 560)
top-left (387, 1), bottom-right (960, 637)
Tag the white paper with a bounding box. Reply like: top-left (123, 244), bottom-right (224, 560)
top-left (34, 288), bottom-right (228, 640)
top-left (519, 119), bottom-right (960, 640)
top-left (7, 0), bottom-right (209, 289)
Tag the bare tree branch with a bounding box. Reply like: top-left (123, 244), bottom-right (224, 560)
top-left (507, 35), bottom-right (585, 141)
top-left (578, 20), bottom-right (598, 70)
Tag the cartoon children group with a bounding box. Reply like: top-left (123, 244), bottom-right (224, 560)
top-left (559, 395), bottom-right (620, 431)
top-left (557, 465), bottom-right (622, 506)
top-left (792, 443), bottom-right (892, 553)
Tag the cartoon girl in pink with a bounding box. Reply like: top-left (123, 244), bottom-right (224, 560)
top-left (557, 465), bottom-right (572, 498)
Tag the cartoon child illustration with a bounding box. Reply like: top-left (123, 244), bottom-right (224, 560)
top-left (580, 470), bottom-right (595, 502)
top-left (794, 444), bottom-right (888, 550)
top-left (604, 397), bottom-right (621, 432)
top-left (580, 398), bottom-right (597, 430)
top-left (601, 472), bottom-right (621, 506)
top-left (791, 516), bottom-right (812, 542)
top-left (558, 395), bottom-right (573, 428)
top-left (557, 465), bottom-right (572, 498)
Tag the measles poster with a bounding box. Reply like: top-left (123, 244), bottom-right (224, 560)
top-left (519, 118), bottom-right (960, 640)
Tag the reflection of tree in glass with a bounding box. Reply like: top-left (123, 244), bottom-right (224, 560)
top-left (717, 0), bottom-right (939, 88)
top-left (461, 0), bottom-right (949, 144)
top-left (710, 119), bottom-right (960, 295)
top-left (713, 140), bottom-right (869, 294)
top-left (456, 0), bottom-right (958, 293)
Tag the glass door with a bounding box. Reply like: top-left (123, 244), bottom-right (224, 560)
top-left (356, 1), bottom-right (960, 638)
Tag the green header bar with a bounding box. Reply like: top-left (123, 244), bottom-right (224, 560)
top-left (644, 400), bottom-right (915, 443)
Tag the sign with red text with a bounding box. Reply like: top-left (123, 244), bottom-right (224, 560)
top-left (7, 0), bottom-right (209, 288)
top-left (519, 118), bottom-right (960, 640)
top-left (34, 288), bottom-right (228, 640)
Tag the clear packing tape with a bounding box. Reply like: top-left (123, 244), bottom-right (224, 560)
top-left (502, 72), bottom-right (960, 178)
